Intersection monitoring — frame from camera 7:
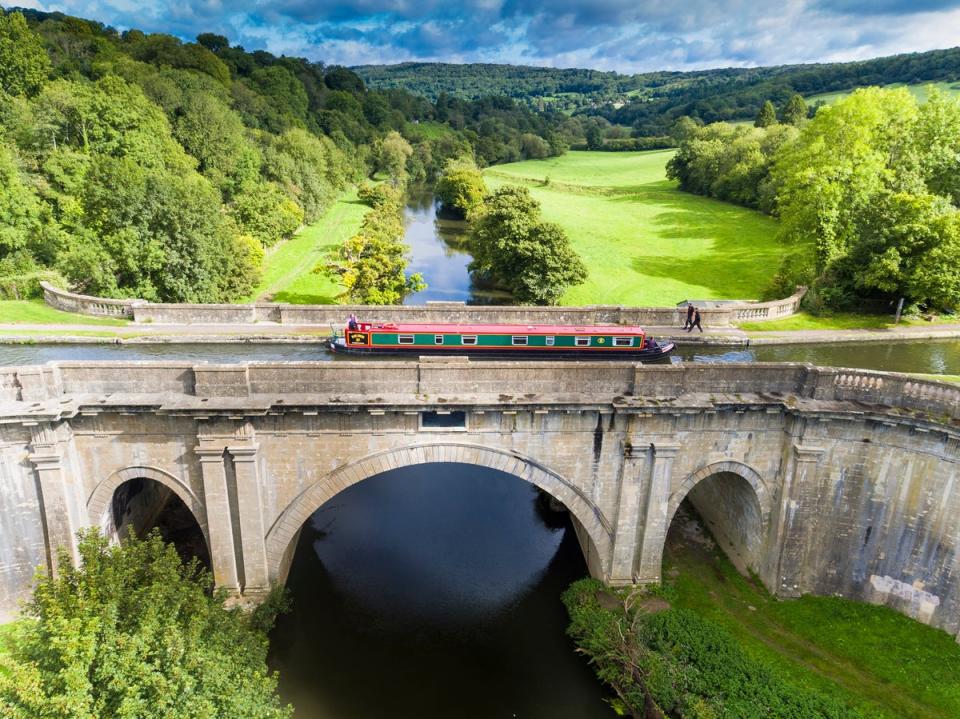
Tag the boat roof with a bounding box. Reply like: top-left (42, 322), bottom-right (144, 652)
top-left (357, 321), bottom-right (647, 335)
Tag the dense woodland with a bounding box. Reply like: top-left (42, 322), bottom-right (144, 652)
top-left (358, 49), bottom-right (960, 135)
top-left (0, 8), bottom-right (577, 303)
top-left (667, 89), bottom-right (960, 313)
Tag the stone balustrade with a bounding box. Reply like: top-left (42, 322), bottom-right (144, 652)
top-left (40, 282), bottom-right (807, 326)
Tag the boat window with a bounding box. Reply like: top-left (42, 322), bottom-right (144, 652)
top-left (462, 336), bottom-right (478, 345)
top-left (545, 336), bottom-right (555, 346)
top-left (398, 335), bottom-right (415, 345)
top-left (575, 336), bottom-right (591, 347)
top-left (512, 336), bottom-right (528, 346)
top-left (435, 334), bottom-right (444, 345)
top-left (613, 337), bottom-right (633, 347)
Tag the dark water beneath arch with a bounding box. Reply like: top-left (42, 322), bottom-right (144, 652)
top-left (267, 464), bottom-right (615, 719)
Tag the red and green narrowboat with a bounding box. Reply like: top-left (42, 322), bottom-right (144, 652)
top-left (329, 321), bottom-right (675, 360)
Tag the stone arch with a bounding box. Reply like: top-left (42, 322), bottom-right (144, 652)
top-left (666, 460), bottom-right (772, 527)
top-left (660, 460), bottom-right (771, 576)
top-left (265, 441), bottom-right (612, 585)
top-left (86, 465), bottom-right (209, 547)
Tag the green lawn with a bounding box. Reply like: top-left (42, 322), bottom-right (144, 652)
top-left (808, 81), bottom-right (960, 107)
top-left (740, 311), bottom-right (902, 331)
top-left (0, 300), bottom-right (129, 326)
top-left (483, 150), bottom-right (784, 306)
top-left (246, 190), bottom-right (367, 304)
top-left (664, 517), bottom-right (960, 719)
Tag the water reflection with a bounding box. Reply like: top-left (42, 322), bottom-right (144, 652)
top-left (268, 464), bottom-right (614, 719)
top-left (402, 187), bottom-right (513, 305)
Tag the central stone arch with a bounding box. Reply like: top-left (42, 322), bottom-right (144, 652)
top-left (265, 441), bottom-right (613, 585)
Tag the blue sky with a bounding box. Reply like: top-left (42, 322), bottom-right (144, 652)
top-left (13, 0), bottom-right (960, 72)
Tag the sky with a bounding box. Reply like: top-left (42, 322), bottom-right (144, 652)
top-left (11, 0), bottom-right (960, 72)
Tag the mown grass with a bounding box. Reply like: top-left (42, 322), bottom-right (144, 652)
top-left (483, 150), bottom-right (784, 306)
top-left (807, 81), bottom-right (960, 107)
top-left (664, 517), bottom-right (960, 719)
top-left (247, 190), bottom-right (367, 304)
top-left (912, 373), bottom-right (960, 384)
top-left (0, 300), bottom-right (129, 326)
top-left (740, 311), bottom-right (960, 332)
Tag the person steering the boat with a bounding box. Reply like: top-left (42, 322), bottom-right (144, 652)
top-left (347, 314), bottom-right (358, 331)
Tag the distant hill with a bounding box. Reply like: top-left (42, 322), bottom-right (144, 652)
top-left (355, 48), bottom-right (960, 134)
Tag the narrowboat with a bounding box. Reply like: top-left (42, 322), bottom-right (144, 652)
top-left (328, 321), bottom-right (675, 360)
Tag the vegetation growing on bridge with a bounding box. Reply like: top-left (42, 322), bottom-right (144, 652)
top-left (0, 530), bottom-right (292, 719)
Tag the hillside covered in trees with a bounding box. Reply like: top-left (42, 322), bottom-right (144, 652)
top-left (0, 8), bottom-right (577, 303)
top-left (357, 48), bottom-right (960, 134)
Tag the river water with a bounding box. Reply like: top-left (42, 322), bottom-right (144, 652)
top-left (401, 187), bottom-right (513, 305)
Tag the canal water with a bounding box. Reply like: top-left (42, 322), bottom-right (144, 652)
top-left (268, 465), bottom-right (613, 718)
top-left (0, 339), bottom-right (956, 374)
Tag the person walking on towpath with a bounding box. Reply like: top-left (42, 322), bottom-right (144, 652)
top-left (687, 307), bottom-right (703, 333)
top-left (683, 302), bottom-right (694, 330)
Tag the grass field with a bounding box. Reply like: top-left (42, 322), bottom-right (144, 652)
top-left (483, 150), bottom-right (783, 305)
top-left (0, 300), bottom-right (128, 326)
top-left (246, 191), bottom-right (366, 304)
top-left (807, 81), bottom-right (960, 107)
top-left (665, 509), bottom-right (960, 718)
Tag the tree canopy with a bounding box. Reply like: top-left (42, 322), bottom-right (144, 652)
top-left (468, 186), bottom-right (587, 304)
top-left (0, 530), bottom-right (291, 719)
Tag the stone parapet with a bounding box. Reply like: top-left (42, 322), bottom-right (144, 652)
top-left (0, 360), bottom-right (955, 423)
top-left (40, 283), bottom-right (806, 326)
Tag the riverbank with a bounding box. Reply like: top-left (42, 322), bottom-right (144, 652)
top-left (566, 504), bottom-right (960, 718)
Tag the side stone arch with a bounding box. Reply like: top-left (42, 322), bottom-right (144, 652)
top-left (666, 460), bottom-right (772, 528)
top-left (86, 465), bottom-right (209, 546)
top-left (265, 441), bottom-right (613, 585)
top-left (648, 460), bottom-right (772, 579)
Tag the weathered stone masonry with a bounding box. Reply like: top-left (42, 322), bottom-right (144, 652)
top-left (0, 359), bottom-right (957, 638)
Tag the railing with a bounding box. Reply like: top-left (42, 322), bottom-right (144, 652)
top-left (40, 282), bottom-right (807, 327)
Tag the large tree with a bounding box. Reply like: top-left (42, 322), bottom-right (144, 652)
top-left (0, 12), bottom-right (51, 97)
top-left (435, 159), bottom-right (487, 218)
top-left (468, 185), bottom-right (586, 305)
top-left (0, 530), bottom-right (291, 719)
top-left (754, 100), bottom-right (778, 128)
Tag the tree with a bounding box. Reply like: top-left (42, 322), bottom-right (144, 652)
top-left (0, 530), bottom-right (291, 719)
top-left (0, 12), bottom-right (51, 97)
top-left (435, 160), bottom-right (486, 218)
top-left (231, 181), bottom-right (304, 247)
top-left (842, 191), bottom-right (960, 309)
top-left (375, 130), bottom-right (413, 183)
top-left (585, 124), bottom-right (604, 150)
top-left (781, 94), bottom-right (808, 126)
top-left (754, 100), bottom-right (777, 128)
top-left (319, 183), bottom-right (424, 304)
top-left (468, 186), bottom-right (586, 304)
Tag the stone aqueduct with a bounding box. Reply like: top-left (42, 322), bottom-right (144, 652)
top-left (0, 358), bottom-right (958, 637)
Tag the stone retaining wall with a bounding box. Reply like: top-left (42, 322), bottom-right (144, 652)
top-left (40, 282), bottom-right (806, 326)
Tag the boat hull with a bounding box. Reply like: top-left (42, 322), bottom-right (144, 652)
top-left (329, 338), bottom-right (675, 361)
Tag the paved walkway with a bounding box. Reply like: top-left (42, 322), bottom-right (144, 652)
top-left (0, 321), bottom-right (959, 346)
